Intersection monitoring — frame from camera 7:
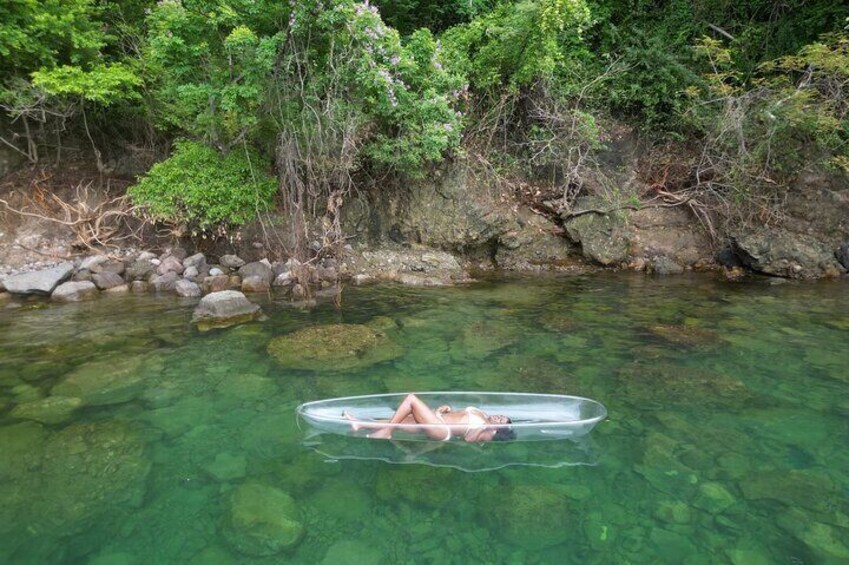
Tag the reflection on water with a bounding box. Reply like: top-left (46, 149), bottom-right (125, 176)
top-left (0, 273), bottom-right (848, 563)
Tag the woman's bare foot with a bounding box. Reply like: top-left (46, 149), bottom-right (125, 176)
top-left (342, 411), bottom-right (361, 431)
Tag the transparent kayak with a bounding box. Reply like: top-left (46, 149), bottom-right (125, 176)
top-left (302, 432), bottom-right (601, 472)
top-left (296, 392), bottom-right (607, 442)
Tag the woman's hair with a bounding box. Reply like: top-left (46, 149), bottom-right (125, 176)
top-left (491, 418), bottom-right (516, 441)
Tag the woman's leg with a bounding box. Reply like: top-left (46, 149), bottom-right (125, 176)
top-left (346, 394), bottom-right (448, 440)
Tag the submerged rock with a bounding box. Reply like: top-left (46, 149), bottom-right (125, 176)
top-left (0, 420), bottom-right (150, 551)
top-left (4, 263), bottom-right (75, 295)
top-left (267, 323), bottom-right (403, 371)
top-left (191, 290), bottom-right (263, 331)
top-left (222, 482), bottom-right (304, 556)
top-left (201, 451), bottom-right (247, 482)
top-left (10, 395), bottom-right (83, 425)
top-left (52, 354), bottom-right (164, 406)
top-left (52, 281), bottom-right (99, 302)
top-left (320, 540), bottom-right (382, 565)
top-left (479, 484), bottom-right (574, 550)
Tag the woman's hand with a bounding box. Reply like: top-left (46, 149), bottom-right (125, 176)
top-left (436, 405), bottom-right (451, 415)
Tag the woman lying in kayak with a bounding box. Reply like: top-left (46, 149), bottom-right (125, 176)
top-left (343, 393), bottom-right (515, 442)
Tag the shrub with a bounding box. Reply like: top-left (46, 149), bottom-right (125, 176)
top-left (129, 141), bottom-right (277, 232)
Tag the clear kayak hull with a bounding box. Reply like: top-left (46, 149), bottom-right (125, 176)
top-left (296, 392), bottom-right (607, 442)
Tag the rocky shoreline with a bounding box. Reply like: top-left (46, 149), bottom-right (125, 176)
top-left (0, 245), bottom-right (483, 321)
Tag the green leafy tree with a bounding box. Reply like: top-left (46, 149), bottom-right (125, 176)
top-left (129, 140), bottom-right (277, 232)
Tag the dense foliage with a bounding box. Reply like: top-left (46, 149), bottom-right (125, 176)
top-left (128, 140), bottom-right (276, 232)
top-left (1, 0), bottom-right (846, 236)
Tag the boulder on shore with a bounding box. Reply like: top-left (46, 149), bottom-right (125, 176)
top-left (52, 281), bottom-right (99, 302)
top-left (732, 231), bottom-right (843, 279)
top-left (92, 271), bottom-right (125, 290)
top-left (3, 263), bottom-right (74, 295)
top-left (191, 290), bottom-right (262, 331)
top-left (562, 198), bottom-right (631, 266)
top-left (238, 262), bottom-right (274, 285)
top-left (220, 255), bottom-right (246, 269)
top-left (175, 279), bottom-right (202, 297)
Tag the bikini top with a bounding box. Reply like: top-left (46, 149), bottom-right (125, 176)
top-left (464, 406), bottom-right (488, 429)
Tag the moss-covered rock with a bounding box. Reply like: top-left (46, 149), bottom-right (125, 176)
top-left (222, 482), bottom-right (304, 556)
top-left (267, 324), bottom-right (403, 372)
top-left (10, 395), bottom-right (83, 425)
top-left (52, 354), bottom-right (165, 406)
top-left (479, 485), bottom-right (574, 550)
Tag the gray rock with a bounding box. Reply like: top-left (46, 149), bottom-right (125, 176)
top-left (126, 260), bottom-right (156, 281)
top-left (73, 269), bottom-right (93, 282)
top-left (271, 261), bottom-right (290, 276)
top-left (273, 272), bottom-right (294, 287)
top-left (223, 482), bottom-right (304, 555)
top-left (175, 279), bottom-right (202, 297)
top-left (79, 255), bottom-right (108, 271)
top-left (562, 198), bottom-right (630, 266)
top-left (238, 261), bottom-right (274, 284)
top-left (191, 290), bottom-right (262, 331)
top-left (151, 272), bottom-right (179, 292)
top-left (157, 256), bottom-right (184, 276)
top-left (291, 284), bottom-right (306, 299)
top-left (52, 281), bottom-right (99, 302)
top-left (733, 231), bottom-right (843, 279)
top-left (220, 254), bottom-right (245, 269)
top-left (3, 263), bottom-right (74, 295)
top-left (203, 275), bottom-right (233, 293)
top-left (836, 243), bottom-right (849, 271)
top-left (651, 256), bottom-right (685, 275)
top-left (0, 279), bottom-right (4, 292)
top-left (317, 266), bottom-right (338, 282)
top-left (104, 284), bottom-right (129, 294)
top-left (183, 266), bottom-right (199, 281)
top-left (209, 267), bottom-right (224, 276)
top-left (130, 281), bottom-right (150, 293)
top-left (184, 253), bottom-right (207, 270)
top-left (162, 247), bottom-right (187, 261)
top-left (92, 271), bottom-right (125, 290)
top-left (241, 276), bottom-right (270, 293)
top-left (136, 251), bottom-right (157, 262)
top-left (91, 259), bottom-right (126, 276)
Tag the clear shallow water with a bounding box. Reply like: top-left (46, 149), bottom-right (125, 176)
top-left (0, 273), bottom-right (847, 564)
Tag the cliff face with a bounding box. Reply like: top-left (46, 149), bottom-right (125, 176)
top-left (339, 155), bottom-right (848, 279)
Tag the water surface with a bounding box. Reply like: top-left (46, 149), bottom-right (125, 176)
top-left (1, 273), bottom-right (847, 564)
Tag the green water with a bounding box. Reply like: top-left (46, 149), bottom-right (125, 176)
top-left (1, 273), bottom-right (847, 564)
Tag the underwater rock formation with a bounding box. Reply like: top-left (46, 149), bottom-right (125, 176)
top-left (479, 485), bottom-right (574, 550)
top-left (267, 323), bottom-right (403, 372)
top-left (222, 482), bottom-right (304, 556)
